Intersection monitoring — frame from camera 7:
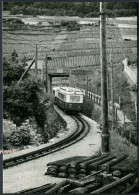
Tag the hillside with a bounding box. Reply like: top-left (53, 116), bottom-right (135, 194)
top-left (3, 2), bottom-right (137, 17)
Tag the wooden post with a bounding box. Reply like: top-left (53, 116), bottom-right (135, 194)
top-left (111, 52), bottom-right (115, 131)
top-left (119, 95), bottom-right (121, 109)
top-left (107, 72), bottom-right (109, 116)
top-left (115, 107), bottom-right (117, 131)
top-left (42, 60), bottom-right (45, 91)
top-left (16, 59), bottom-right (35, 87)
top-left (107, 72), bottom-right (109, 101)
top-left (35, 44), bottom-right (38, 81)
top-left (100, 2), bottom-right (109, 155)
top-left (87, 75), bottom-right (88, 92)
top-left (135, 100), bottom-right (137, 122)
top-left (123, 109), bottom-right (126, 132)
top-left (45, 54), bottom-right (48, 92)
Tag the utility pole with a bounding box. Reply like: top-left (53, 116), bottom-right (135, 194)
top-left (100, 2), bottom-right (110, 155)
top-left (35, 44), bottom-right (38, 81)
top-left (110, 51), bottom-right (115, 131)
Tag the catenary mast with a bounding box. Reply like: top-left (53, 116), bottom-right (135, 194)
top-left (100, 2), bottom-right (110, 155)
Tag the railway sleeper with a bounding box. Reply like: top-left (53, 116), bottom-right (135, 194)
top-left (4, 161), bottom-right (15, 167)
top-left (26, 156), bottom-right (33, 160)
top-left (34, 153), bottom-right (42, 157)
top-left (16, 158), bottom-right (25, 162)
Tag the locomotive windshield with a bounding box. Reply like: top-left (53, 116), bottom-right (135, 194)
top-left (58, 92), bottom-right (66, 101)
top-left (70, 95), bottom-right (80, 102)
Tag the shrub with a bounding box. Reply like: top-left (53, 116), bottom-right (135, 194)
top-left (3, 135), bottom-right (9, 149)
top-left (13, 19), bottom-right (24, 24)
top-left (10, 128), bottom-right (31, 146)
top-left (3, 79), bottom-right (39, 122)
top-left (82, 97), bottom-right (94, 118)
top-left (3, 58), bottom-right (25, 86)
top-left (117, 123), bottom-right (137, 146)
top-left (33, 103), bottom-right (46, 128)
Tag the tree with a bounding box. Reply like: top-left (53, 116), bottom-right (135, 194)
top-left (3, 58), bottom-right (25, 86)
top-left (3, 57), bottom-right (47, 127)
top-left (3, 2), bottom-right (137, 17)
top-left (11, 49), bottom-right (18, 63)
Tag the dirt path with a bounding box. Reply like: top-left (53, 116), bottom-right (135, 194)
top-left (3, 108), bottom-right (101, 193)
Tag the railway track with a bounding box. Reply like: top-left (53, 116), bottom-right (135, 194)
top-left (3, 115), bottom-right (90, 169)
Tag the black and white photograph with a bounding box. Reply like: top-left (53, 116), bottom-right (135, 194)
top-left (2, 1), bottom-right (138, 194)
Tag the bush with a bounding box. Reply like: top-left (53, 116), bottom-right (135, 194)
top-left (13, 19), bottom-right (24, 24)
top-left (10, 128), bottom-right (31, 146)
top-left (60, 20), bottom-right (80, 30)
top-left (117, 123), bottom-right (137, 146)
top-left (3, 79), bottom-right (39, 122)
top-left (82, 97), bottom-right (94, 118)
top-left (3, 58), bottom-right (25, 86)
top-left (33, 103), bottom-right (46, 127)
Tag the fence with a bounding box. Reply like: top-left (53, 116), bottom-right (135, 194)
top-left (80, 88), bottom-right (137, 145)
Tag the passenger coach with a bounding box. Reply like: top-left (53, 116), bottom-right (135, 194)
top-left (53, 87), bottom-right (83, 112)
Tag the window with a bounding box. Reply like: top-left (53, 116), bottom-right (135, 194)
top-left (70, 95), bottom-right (80, 102)
top-left (58, 92), bottom-right (65, 101)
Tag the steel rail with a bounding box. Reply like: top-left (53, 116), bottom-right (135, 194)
top-left (3, 115), bottom-right (90, 169)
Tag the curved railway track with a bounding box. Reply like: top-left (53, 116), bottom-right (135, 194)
top-left (3, 115), bottom-right (90, 169)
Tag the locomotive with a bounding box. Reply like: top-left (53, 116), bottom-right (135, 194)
top-left (52, 87), bottom-right (84, 113)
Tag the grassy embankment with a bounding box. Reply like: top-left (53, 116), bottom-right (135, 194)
top-left (82, 93), bottom-right (137, 161)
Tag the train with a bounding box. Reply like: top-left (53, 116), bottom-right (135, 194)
top-left (52, 87), bottom-right (84, 113)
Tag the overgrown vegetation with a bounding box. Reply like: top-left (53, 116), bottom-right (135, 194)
top-left (3, 56), bottom-right (46, 127)
top-left (60, 20), bottom-right (80, 31)
top-left (112, 66), bottom-right (136, 122)
top-left (82, 95), bottom-right (137, 146)
top-left (3, 18), bottom-right (26, 30)
top-left (3, 2), bottom-right (137, 17)
top-left (116, 123), bottom-right (137, 146)
top-left (10, 128), bottom-right (31, 146)
top-left (80, 65), bottom-right (136, 122)
top-left (3, 54), bottom-right (67, 148)
top-left (82, 97), bottom-right (94, 118)
top-left (110, 130), bottom-right (137, 161)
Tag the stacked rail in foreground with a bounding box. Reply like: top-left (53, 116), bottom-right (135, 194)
top-left (44, 154), bottom-right (138, 193)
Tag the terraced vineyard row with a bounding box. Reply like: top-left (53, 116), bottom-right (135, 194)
top-left (46, 53), bottom-right (135, 71)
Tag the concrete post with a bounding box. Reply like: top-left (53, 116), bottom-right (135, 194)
top-left (47, 75), bottom-right (52, 94)
top-left (100, 2), bottom-right (109, 155)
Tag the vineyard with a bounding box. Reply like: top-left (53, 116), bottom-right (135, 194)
top-left (3, 30), bottom-right (137, 71)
